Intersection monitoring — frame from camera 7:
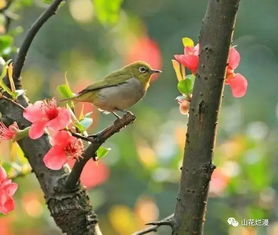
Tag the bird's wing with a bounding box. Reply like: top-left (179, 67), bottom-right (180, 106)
top-left (78, 72), bottom-right (130, 95)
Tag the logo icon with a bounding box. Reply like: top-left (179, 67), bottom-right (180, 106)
top-left (227, 217), bottom-right (239, 227)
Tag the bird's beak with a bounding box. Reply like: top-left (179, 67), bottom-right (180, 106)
top-left (151, 69), bottom-right (162, 74)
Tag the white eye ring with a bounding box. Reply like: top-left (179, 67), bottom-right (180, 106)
top-left (139, 66), bottom-right (147, 73)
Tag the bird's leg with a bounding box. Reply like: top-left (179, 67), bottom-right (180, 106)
top-left (112, 111), bottom-right (121, 119)
top-left (116, 109), bottom-right (134, 116)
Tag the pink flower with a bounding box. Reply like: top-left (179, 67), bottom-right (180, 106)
top-left (0, 166), bottom-right (18, 214)
top-left (43, 131), bottom-right (83, 170)
top-left (174, 44), bottom-right (199, 74)
top-left (174, 43), bottom-right (248, 98)
top-left (225, 47), bottom-right (248, 97)
top-left (23, 98), bottom-right (71, 139)
top-left (0, 122), bottom-right (18, 141)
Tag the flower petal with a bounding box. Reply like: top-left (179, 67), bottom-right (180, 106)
top-left (2, 182), bottom-right (17, 196)
top-left (23, 101), bottom-right (45, 123)
top-left (175, 54), bottom-right (199, 74)
top-left (43, 146), bottom-right (68, 170)
top-left (47, 108), bottom-right (71, 131)
top-left (52, 130), bottom-right (73, 147)
top-left (29, 121), bottom-right (47, 139)
top-left (0, 166), bottom-right (7, 182)
top-left (227, 73), bottom-right (248, 98)
top-left (0, 195), bottom-right (15, 215)
top-left (228, 47), bottom-right (240, 70)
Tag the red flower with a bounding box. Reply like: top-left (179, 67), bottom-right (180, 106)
top-left (43, 131), bottom-right (83, 170)
top-left (0, 166), bottom-right (18, 215)
top-left (174, 44), bottom-right (199, 74)
top-left (225, 47), bottom-right (248, 97)
top-left (174, 42), bottom-right (248, 98)
top-left (23, 98), bottom-right (71, 139)
top-left (0, 122), bottom-right (18, 141)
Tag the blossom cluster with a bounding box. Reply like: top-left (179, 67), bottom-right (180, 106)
top-left (0, 166), bottom-right (17, 214)
top-left (23, 98), bottom-right (83, 170)
top-left (0, 98), bottom-right (84, 171)
top-left (173, 37), bottom-right (248, 115)
top-left (0, 97), bottom-right (108, 214)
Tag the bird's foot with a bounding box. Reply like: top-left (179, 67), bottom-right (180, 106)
top-left (112, 111), bottom-right (121, 119)
top-left (116, 109), bottom-right (134, 117)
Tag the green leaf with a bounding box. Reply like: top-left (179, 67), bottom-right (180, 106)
top-left (177, 74), bottom-right (195, 95)
top-left (15, 89), bottom-right (25, 98)
top-left (93, 0), bottom-right (123, 25)
top-left (96, 146), bottom-right (111, 159)
top-left (57, 83), bottom-right (75, 99)
top-left (0, 61), bottom-right (15, 97)
top-left (42, 0), bottom-right (53, 4)
top-left (182, 37), bottom-right (194, 47)
top-left (74, 121), bottom-right (86, 132)
top-left (0, 35), bottom-right (13, 56)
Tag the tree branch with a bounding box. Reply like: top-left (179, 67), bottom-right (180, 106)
top-left (0, 97), bottom-right (103, 235)
top-left (0, 1), bottom-right (107, 233)
top-left (65, 113), bottom-right (136, 189)
top-left (133, 214), bottom-right (174, 235)
top-left (12, 0), bottom-right (65, 88)
top-left (173, 0), bottom-right (241, 234)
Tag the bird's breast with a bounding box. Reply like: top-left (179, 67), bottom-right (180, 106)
top-left (95, 77), bottom-right (145, 111)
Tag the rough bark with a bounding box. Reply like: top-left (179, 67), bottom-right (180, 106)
top-left (173, 0), bottom-right (240, 234)
top-left (0, 1), bottom-right (135, 234)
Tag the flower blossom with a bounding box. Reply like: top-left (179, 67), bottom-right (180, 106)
top-left (0, 166), bottom-right (18, 214)
top-left (0, 122), bottom-right (18, 141)
top-left (174, 44), bottom-right (199, 74)
top-left (43, 131), bottom-right (84, 170)
top-left (225, 47), bottom-right (248, 97)
top-left (23, 98), bottom-right (71, 139)
top-left (174, 42), bottom-right (248, 98)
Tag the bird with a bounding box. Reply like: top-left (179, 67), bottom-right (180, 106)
top-left (62, 61), bottom-right (161, 118)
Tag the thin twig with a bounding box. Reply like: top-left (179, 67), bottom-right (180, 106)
top-left (133, 214), bottom-right (174, 235)
top-left (12, 0), bottom-right (65, 88)
top-left (0, 95), bottom-right (25, 109)
top-left (68, 130), bottom-right (94, 142)
top-left (65, 113), bottom-right (136, 189)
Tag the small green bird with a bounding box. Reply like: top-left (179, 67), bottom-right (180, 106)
top-left (64, 61), bottom-right (161, 117)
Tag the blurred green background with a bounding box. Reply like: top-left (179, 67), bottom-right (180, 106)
top-left (0, 0), bottom-right (278, 234)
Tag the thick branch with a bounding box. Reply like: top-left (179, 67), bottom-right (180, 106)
top-left (0, 1), bottom-right (108, 234)
top-left (65, 113), bottom-right (136, 189)
top-left (173, 0), bottom-right (240, 234)
top-left (12, 0), bottom-right (65, 88)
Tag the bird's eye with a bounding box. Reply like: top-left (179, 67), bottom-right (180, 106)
top-left (139, 66), bottom-right (148, 73)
